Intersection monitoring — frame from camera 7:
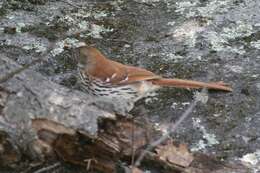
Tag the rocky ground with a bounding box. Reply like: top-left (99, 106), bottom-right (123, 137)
top-left (0, 0), bottom-right (260, 172)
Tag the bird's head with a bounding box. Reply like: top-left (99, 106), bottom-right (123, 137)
top-left (74, 46), bottom-right (104, 72)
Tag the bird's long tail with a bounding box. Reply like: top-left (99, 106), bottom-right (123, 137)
top-left (151, 78), bottom-right (232, 92)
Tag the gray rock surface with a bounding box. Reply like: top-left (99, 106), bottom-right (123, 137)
top-left (0, 54), bottom-right (113, 145)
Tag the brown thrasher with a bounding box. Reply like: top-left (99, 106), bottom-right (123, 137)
top-left (75, 46), bottom-right (232, 114)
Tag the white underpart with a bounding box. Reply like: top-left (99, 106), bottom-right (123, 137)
top-left (99, 81), bottom-right (158, 102)
top-left (134, 81), bottom-right (160, 101)
top-left (94, 80), bottom-right (159, 114)
top-left (81, 71), bottom-right (160, 114)
top-left (115, 81), bottom-right (159, 112)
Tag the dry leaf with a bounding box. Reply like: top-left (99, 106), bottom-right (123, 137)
top-left (156, 142), bottom-right (194, 167)
top-left (131, 167), bottom-right (143, 173)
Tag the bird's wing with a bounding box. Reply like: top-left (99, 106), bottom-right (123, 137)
top-left (114, 63), bottom-right (161, 85)
top-left (80, 46), bottom-right (161, 84)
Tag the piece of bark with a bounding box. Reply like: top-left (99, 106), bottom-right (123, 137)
top-left (155, 142), bottom-right (194, 167)
top-left (145, 149), bottom-right (249, 173)
top-left (0, 130), bottom-right (21, 168)
top-left (31, 116), bottom-right (150, 173)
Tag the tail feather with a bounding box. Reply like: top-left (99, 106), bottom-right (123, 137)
top-left (151, 78), bottom-right (232, 92)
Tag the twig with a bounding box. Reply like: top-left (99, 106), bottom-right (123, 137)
top-left (134, 0), bottom-right (156, 7)
top-left (0, 41), bottom-right (55, 84)
top-left (59, 0), bottom-right (83, 9)
top-left (106, 38), bottom-right (132, 44)
top-left (134, 88), bottom-right (207, 167)
top-left (0, 58), bottom-right (42, 84)
top-left (0, 26), bottom-right (89, 84)
top-left (60, 0), bottom-right (117, 9)
top-left (131, 117), bottom-right (135, 173)
top-left (33, 162), bottom-right (61, 173)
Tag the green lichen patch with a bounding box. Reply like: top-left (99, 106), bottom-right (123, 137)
top-left (21, 19), bottom-right (70, 40)
top-left (0, 3), bottom-right (7, 17)
top-left (28, 0), bottom-right (47, 5)
top-left (38, 49), bottom-right (77, 76)
top-left (4, 0), bottom-right (35, 11)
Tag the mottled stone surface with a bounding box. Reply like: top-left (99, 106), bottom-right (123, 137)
top-left (0, 0), bottom-right (259, 172)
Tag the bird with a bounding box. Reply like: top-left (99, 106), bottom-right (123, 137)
top-left (75, 46), bottom-right (232, 114)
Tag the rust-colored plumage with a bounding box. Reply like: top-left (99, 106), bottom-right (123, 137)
top-left (78, 46), bottom-right (232, 92)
